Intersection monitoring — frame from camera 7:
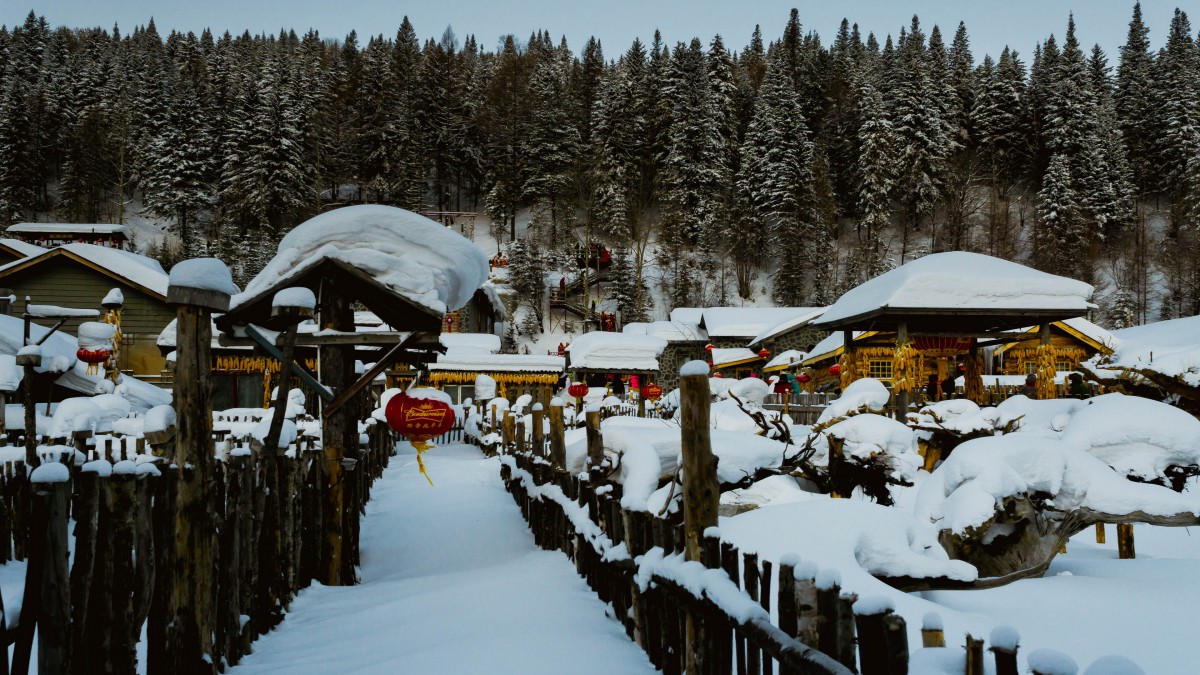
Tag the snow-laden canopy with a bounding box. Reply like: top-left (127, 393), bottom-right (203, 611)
top-left (815, 252), bottom-right (1095, 328)
top-left (429, 353), bottom-right (564, 373)
top-left (1087, 315), bottom-right (1200, 388)
top-left (711, 347), bottom-right (759, 369)
top-left (236, 205), bottom-right (488, 315)
top-left (763, 349), bottom-right (808, 372)
top-left (566, 332), bottom-right (667, 371)
top-left (439, 332), bottom-right (502, 355)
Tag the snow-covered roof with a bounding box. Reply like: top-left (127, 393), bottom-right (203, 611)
top-left (440, 333), bottom-right (502, 355)
top-left (669, 307), bottom-right (706, 325)
top-left (622, 320), bottom-right (707, 343)
top-left (0, 238), bottom-right (45, 257)
top-left (429, 353), bottom-right (564, 373)
top-left (477, 281), bottom-right (508, 320)
top-left (711, 348), bottom-right (761, 369)
top-left (701, 307), bottom-right (822, 339)
top-left (0, 243), bottom-right (169, 298)
top-left (803, 331), bottom-right (873, 364)
top-left (763, 349), bottom-right (808, 371)
top-left (1091, 315), bottom-right (1200, 387)
top-left (815, 252), bottom-right (1095, 327)
top-left (998, 317), bottom-right (1116, 354)
top-left (235, 205), bottom-right (489, 315)
top-left (749, 307), bottom-right (827, 346)
top-left (566, 332), bottom-right (668, 371)
top-left (7, 222), bottom-right (131, 237)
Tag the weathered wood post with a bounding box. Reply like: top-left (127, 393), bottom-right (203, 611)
top-left (1117, 523), bottom-right (1135, 559)
top-left (318, 275), bottom-right (357, 586)
top-left (636, 374), bottom-right (646, 418)
top-left (679, 360), bottom-right (718, 675)
top-left (548, 398), bottom-right (566, 473)
top-left (166, 258), bottom-right (233, 673)
top-left (894, 322), bottom-right (909, 421)
top-left (33, 463), bottom-right (70, 675)
top-left (531, 403), bottom-right (545, 458)
top-left (502, 410), bottom-right (514, 454)
top-left (1095, 522), bottom-right (1106, 544)
top-left (921, 612), bottom-right (945, 648)
top-left (585, 407), bottom-right (603, 474)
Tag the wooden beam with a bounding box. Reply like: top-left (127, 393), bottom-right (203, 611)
top-left (218, 331), bottom-right (417, 347)
top-left (323, 334), bottom-right (424, 416)
top-left (242, 325), bottom-right (333, 402)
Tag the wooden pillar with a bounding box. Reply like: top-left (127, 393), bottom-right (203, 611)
top-left (166, 264), bottom-right (231, 674)
top-left (531, 403), bottom-right (545, 458)
top-left (318, 276), bottom-right (356, 586)
top-left (585, 408), bottom-right (603, 473)
top-left (679, 361), bottom-right (718, 675)
top-left (637, 373), bottom-right (646, 418)
top-left (842, 329), bottom-right (855, 390)
top-left (894, 322), bottom-right (909, 422)
top-left (1117, 523), bottom-right (1135, 559)
top-left (548, 399), bottom-right (566, 471)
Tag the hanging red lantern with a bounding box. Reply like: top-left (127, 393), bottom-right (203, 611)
top-left (76, 347), bottom-right (110, 364)
top-left (385, 393), bottom-right (456, 441)
top-left (384, 392), bottom-right (456, 485)
top-left (640, 384), bottom-right (663, 400)
top-left (829, 363), bottom-right (842, 377)
top-left (712, 372), bottom-right (724, 379)
top-left (567, 382), bottom-right (589, 399)
top-left (704, 343), bottom-right (715, 352)
top-left (958, 362), bottom-right (966, 372)
top-left (796, 372), bottom-right (812, 384)
top-left (758, 348), bottom-right (771, 359)
top-left (911, 336), bottom-right (975, 358)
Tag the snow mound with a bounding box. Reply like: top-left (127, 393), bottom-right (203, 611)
top-left (1059, 394), bottom-right (1200, 482)
top-left (1089, 315), bottom-right (1200, 388)
top-left (238, 205), bottom-right (487, 314)
top-left (170, 257), bottom-right (238, 295)
top-left (818, 378), bottom-right (890, 423)
top-left (566, 332), bottom-right (667, 371)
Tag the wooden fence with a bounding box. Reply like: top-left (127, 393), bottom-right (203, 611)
top-left (487, 386), bottom-right (1045, 675)
top-left (0, 420), bottom-right (397, 675)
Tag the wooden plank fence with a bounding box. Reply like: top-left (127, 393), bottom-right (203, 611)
top-left (487, 381), bottom-right (1042, 675)
top-left (0, 418), bottom-right (397, 675)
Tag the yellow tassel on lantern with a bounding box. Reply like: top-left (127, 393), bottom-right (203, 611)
top-left (411, 439), bottom-right (435, 486)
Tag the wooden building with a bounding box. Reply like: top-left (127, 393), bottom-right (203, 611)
top-left (995, 318), bottom-right (1114, 376)
top-left (0, 243), bottom-right (173, 378)
top-left (0, 238), bottom-right (43, 266)
top-left (6, 222), bottom-right (131, 249)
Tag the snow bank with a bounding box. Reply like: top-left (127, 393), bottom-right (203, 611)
top-left (238, 205), bottom-right (488, 314)
top-left (474, 374), bottom-right (497, 400)
top-left (817, 378), bottom-right (890, 423)
top-left (914, 435), bottom-right (1200, 535)
top-left (1059, 394), bottom-right (1200, 482)
top-left (816, 252), bottom-right (1094, 326)
top-left (1088, 315), bottom-right (1200, 387)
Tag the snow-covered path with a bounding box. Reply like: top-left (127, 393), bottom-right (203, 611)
top-left (231, 443), bottom-right (655, 674)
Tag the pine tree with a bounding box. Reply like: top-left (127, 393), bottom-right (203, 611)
top-left (1116, 2), bottom-right (1157, 194)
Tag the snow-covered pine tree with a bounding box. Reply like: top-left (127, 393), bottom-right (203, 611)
top-left (853, 77), bottom-right (895, 282)
top-left (1115, 2), bottom-right (1157, 196)
top-left (740, 50), bottom-right (821, 306)
top-left (522, 38), bottom-right (580, 240)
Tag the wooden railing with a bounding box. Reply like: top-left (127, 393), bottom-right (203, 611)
top-left (0, 421), bottom-right (396, 674)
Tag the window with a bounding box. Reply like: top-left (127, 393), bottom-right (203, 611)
top-left (1056, 361), bottom-right (1072, 373)
top-left (868, 359), bottom-right (892, 381)
top-left (1026, 362), bottom-right (1038, 376)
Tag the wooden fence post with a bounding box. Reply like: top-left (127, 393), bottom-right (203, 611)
top-left (532, 403), bottom-right (545, 458)
top-left (549, 399), bottom-right (566, 472)
top-left (166, 259), bottom-right (232, 673)
top-left (679, 361), bottom-right (718, 675)
top-left (33, 467), bottom-right (70, 675)
top-left (585, 408), bottom-right (603, 473)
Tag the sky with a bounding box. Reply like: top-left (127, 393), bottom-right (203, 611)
top-left (8, 1), bottom-right (1189, 63)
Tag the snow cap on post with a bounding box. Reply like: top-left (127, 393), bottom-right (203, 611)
top-left (271, 286), bottom-right (316, 324)
top-left (168, 258), bottom-right (237, 311)
top-left (680, 360), bottom-right (710, 377)
top-left (102, 288), bottom-right (124, 309)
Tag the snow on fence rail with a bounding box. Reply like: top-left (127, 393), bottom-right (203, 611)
top-left (487, 385), bottom-right (1062, 675)
top-left (0, 419), bottom-right (398, 674)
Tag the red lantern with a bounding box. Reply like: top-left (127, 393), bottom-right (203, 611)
top-left (796, 372), bottom-right (812, 384)
top-left (76, 348), bottom-right (110, 364)
top-left (758, 348), bottom-right (771, 359)
top-left (567, 382), bottom-right (589, 399)
top-left (640, 384), bottom-right (663, 400)
top-left (712, 372), bottom-right (724, 379)
top-left (385, 393), bottom-right (456, 441)
top-left (704, 343), bottom-right (715, 352)
top-left (911, 336), bottom-right (974, 358)
top-left (829, 363), bottom-right (842, 377)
